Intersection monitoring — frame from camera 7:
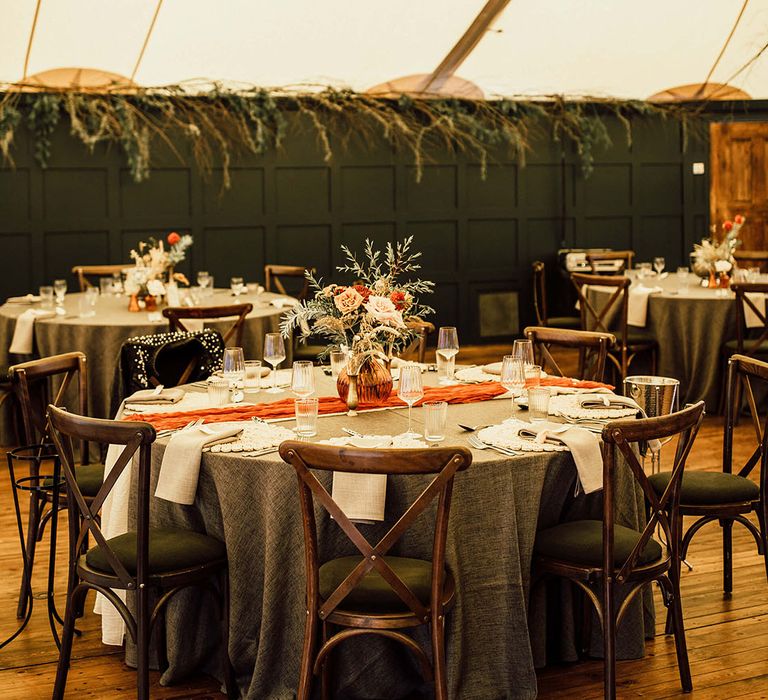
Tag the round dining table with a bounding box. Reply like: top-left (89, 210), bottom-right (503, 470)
top-left (0, 289), bottom-right (295, 444)
top-left (590, 273), bottom-right (739, 411)
top-left (103, 368), bottom-right (652, 699)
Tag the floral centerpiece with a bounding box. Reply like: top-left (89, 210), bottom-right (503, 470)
top-left (124, 232), bottom-right (192, 303)
top-left (281, 236), bottom-right (434, 406)
top-left (691, 215), bottom-right (745, 280)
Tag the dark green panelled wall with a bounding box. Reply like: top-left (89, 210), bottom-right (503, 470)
top-left (1, 102), bottom-right (765, 342)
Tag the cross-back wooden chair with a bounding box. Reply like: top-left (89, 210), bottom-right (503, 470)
top-left (734, 250), bottom-right (768, 273)
top-left (47, 406), bottom-right (236, 700)
top-left (264, 264), bottom-right (315, 301)
top-left (532, 261), bottom-right (580, 329)
top-left (533, 401), bottom-right (705, 699)
top-left (7, 352), bottom-right (100, 622)
top-left (649, 355), bottom-right (768, 602)
top-left (586, 250), bottom-right (635, 274)
top-left (71, 264), bottom-right (127, 292)
top-left (404, 317), bottom-right (436, 363)
top-left (162, 303), bottom-right (253, 347)
top-left (524, 326), bottom-right (616, 383)
top-left (729, 282), bottom-right (768, 357)
top-left (278, 441), bottom-right (472, 700)
top-left (571, 272), bottom-right (657, 381)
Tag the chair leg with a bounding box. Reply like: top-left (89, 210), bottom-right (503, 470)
top-left (297, 607), bottom-right (318, 700)
top-left (758, 503), bottom-right (768, 584)
top-left (136, 586), bottom-right (150, 700)
top-left (320, 621), bottom-right (332, 700)
top-left (667, 568), bottom-right (693, 691)
top-left (17, 492), bottom-right (42, 619)
top-left (602, 579), bottom-right (616, 700)
top-left (431, 612), bottom-right (448, 700)
top-left (52, 580), bottom-right (86, 699)
top-left (722, 519), bottom-right (734, 594)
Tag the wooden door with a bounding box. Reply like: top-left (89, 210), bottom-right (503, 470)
top-left (710, 122), bottom-right (768, 249)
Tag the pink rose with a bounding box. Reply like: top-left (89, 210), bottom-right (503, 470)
top-left (333, 287), bottom-right (364, 314)
top-left (365, 295), bottom-right (406, 327)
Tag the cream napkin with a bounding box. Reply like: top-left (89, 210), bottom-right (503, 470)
top-left (580, 394), bottom-right (640, 410)
top-left (270, 296), bottom-right (300, 309)
top-left (9, 309), bottom-right (56, 354)
top-left (518, 421), bottom-right (603, 494)
top-left (744, 292), bottom-right (766, 328)
top-left (628, 285), bottom-right (663, 327)
top-left (6, 294), bottom-right (41, 304)
top-left (155, 424), bottom-right (244, 504)
top-left (124, 387), bottom-right (185, 405)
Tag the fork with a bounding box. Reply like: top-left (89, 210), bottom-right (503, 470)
top-left (468, 435), bottom-right (519, 456)
top-left (157, 418), bottom-right (203, 438)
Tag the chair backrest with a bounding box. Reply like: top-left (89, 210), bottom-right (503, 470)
top-left (730, 283), bottom-right (768, 356)
top-left (71, 264), bottom-right (127, 292)
top-left (524, 326), bottom-right (616, 382)
top-left (9, 351), bottom-right (89, 462)
top-left (601, 401), bottom-right (704, 584)
top-left (264, 264), bottom-right (314, 301)
top-left (724, 355), bottom-right (768, 496)
top-left (47, 405), bottom-right (156, 590)
top-left (404, 317), bottom-right (436, 363)
top-left (571, 272), bottom-right (630, 344)
top-left (162, 303), bottom-right (253, 346)
top-left (734, 250), bottom-right (768, 272)
top-left (279, 441), bottom-right (472, 621)
top-left (532, 261), bottom-right (549, 326)
top-left (586, 250), bottom-right (635, 274)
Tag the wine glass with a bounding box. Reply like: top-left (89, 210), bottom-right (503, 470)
top-left (500, 355), bottom-right (525, 415)
top-left (511, 339), bottom-right (534, 368)
top-left (53, 279), bottom-right (67, 308)
top-left (263, 333), bottom-right (286, 393)
top-left (436, 326), bottom-right (459, 384)
top-left (398, 364), bottom-right (424, 438)
top-left (222, 347), bottom-right (245, 386)
top-left (230, 276), bottom-right (244, 296)
top-left (197, 271), bottom-right (210, 288)
top-left (291, 360), bottom-right (315, 397)
top-left (653, 257), bottom-right (666, 276)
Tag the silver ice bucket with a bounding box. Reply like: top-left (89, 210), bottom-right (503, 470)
top-left (624, 376), bottom-right (679, 417)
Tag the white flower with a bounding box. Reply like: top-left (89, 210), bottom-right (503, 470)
top-left (715, 259), bottom-right (732, 273)
top-left (364, 295), bottom-right (406, 327)
top-left (147, 279), bottom-right (166, 296)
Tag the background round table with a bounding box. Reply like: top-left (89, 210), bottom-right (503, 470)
top-left (0, 289), bottom-right (295, 444)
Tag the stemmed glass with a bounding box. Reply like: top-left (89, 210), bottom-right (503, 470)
top-left (263, 333), bottom-right (286, 394)
top-left (230, 277), bottom-right (244, 296)
top-left (53, 279), bottom-right (67, 311)
top-left (436, 326), bottom-right (459, 384)
top-left (653, 257), bottom-right (666, 276)
top-left (222, 347), bottom-right (245, 385)
top-left (291, 360), bottom-right (315, 397)
top-left (398, 364), bottom-right (424, 438)
top-left (511, 339), bottom-right (534, 368)
top-left (500, 355), bottom-right (525, 415)
top-left (197, 271), bottom-right (212, 298)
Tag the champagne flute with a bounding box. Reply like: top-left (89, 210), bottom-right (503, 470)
top-left (398, 364), bottom-right (424, 438)
top-left (263, 333), bottom-right (286, 393)
top-left (511, 339), bottom-right (534, 368)
top-left (53, 279), bottom-right (67, 308)
top-left (653, 257), bottom-right (666, 276)
top-left (436, 326), bottom-right (459, 384)
top-left (291, 360), bottom-right (315, 397)
top-left (230, 276), bottom-right (244, 296)
top-left (500, 355), bottom-right (525, 415)
top-left (222, 347), bottom-right (245, 385)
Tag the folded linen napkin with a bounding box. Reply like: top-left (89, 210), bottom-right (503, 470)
top-left (6, 294), bottom-right (41, 304)
top-left (628, 285), bottom-right (663, 327)
top-left (9, 308), bottom-right (56, 354)
top-left (323, 434), bottom-right (427, 523)
top-left (744, 292), bottom-right (766, 329)
top-left (481, 362), bottom-right (545, 378)
top-left (579, 394), bottom-right (640, 410)
top-left (155, 423), bottom-right (244, 504)
top-left (270, 296), bottom-right (300, 309)
top-left (124, 387), bottom-right (185, 405)
top-left (517, 421), bottom-right (603, 494)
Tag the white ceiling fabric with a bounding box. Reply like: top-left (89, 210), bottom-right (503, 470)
top-left (2, 0), bottom-right (767, 99)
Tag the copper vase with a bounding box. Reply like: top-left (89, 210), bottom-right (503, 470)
top-left (337, 358), bottom-right (393, 407)
top-left (144, 294), bottom-right (158, 311)
top-left (127, 293), bottom-right (140, 312)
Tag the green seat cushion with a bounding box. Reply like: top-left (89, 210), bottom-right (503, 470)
top-left (85, 527), bottom-right (226, 576)
top-left (535, 519), bottom-right (663, 567)
top-left (44, 463), bottom-right (104, 497)
top-left (648, 471), bottom-right (760, 505)
top-left (548, 316), bottom-right (581, 330)
top-left (723, 338), bottom-right (768, 354)
top-left (319, 555), bottom-right (435, 613)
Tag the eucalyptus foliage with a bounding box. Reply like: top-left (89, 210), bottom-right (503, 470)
top-left (0, 85), bottom-right (705, 187)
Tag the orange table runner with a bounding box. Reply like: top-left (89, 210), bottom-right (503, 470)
top-left (122, 377), bottom-right (612, 432)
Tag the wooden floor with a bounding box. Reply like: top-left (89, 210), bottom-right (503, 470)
top-left (1, 346), bottom-right (767, 698)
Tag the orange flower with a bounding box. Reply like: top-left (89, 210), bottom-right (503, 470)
top-left (723, 221), bottom-right (733, 232)
top-left (167, 231), bottom-right (181, 245)
top-left (734, 215), bottom-right (745, 225)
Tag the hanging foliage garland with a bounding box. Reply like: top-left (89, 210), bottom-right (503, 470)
top-left (0, 84), bottom-right (706, 188)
